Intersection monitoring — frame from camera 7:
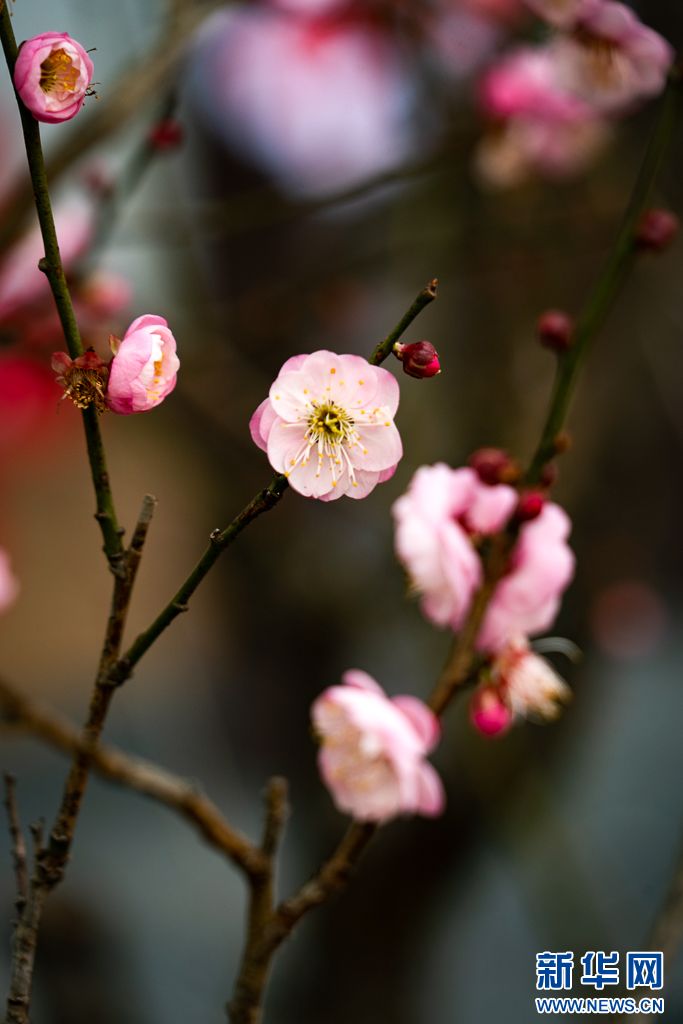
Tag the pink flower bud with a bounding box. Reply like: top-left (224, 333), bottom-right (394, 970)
top-left (0, 548), bottom-right (19, 615)
top-left (538, 309), bottom-right (573, 352)
top-left (470, 687), bottom-right (513, 737)
top-left (148, 119), bottom-right (184, 151)
top-left (516, 491), bottom-right (546, 522)
top-left (635, 209), bottom-right (680, 252)
top-left (14, 32), bottom-right (94, 124)
top-left (52, 349), bottom-right (109, 413)
top-left (394, 341), bottom-right (441, 379)
top-left (468, 447), bottom-right (518, 486)
top-left (106, 315), bottom-right (179, 415)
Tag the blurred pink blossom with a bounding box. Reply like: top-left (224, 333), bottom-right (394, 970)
top-left (476, 45), bottom-right (610, 187)
top-left (392, 465), bottom-right (517, 630)
top-left (478, 503), bottom-right (575, 651)
top-left (14, 32), bottom-right (93, 124)
top-left (590, 579), bottom-right (668, 660)
top-left (0, 548), bottom-right (19, 614)
top-left (393, 464), bottom-right (574, 650)
top-left (106, 315), bottom-right (179, 414)
top-left (188, 7), bottom-right (418, 196)
top-left (250, 351), bottom-right (402, 500)
top-left (312, 669), bottom-right (444, 822)
top-left (0, 200), bottom-right (93, 322)
top-left (553, 1), bottom-right (673, 112)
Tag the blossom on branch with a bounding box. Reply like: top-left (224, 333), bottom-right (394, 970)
top-left (14, 32), bottom-right (94, 124)
top-left (312, 669), bottom-right (444, 823)
top-left (470, 635), bottom-right (571, 736)
top-left (106, 315), bottom-right (179, 415)
top-left (393, 464), bottom-right (575, 651)
top-left (250, 351), bottom-right (402, 500)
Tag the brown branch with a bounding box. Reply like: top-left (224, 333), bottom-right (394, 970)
top-left (0, 678), bottom-right (266, 879)
top-left (3, 774), bottom-right (28, 913)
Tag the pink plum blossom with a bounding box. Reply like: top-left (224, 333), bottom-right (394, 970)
top-left (106, 315), bottom-right (179, 415)
top-left (312, 669), bottom-right (445, 823)
top-left (188, 8), bottom-right (418, 197)
top-left (393, 465), bottom-right (518, 630)
top-left (250, 351), bottom-right (402, 500)
top-left (393, 464), bottom-right (574, 650)
top-left (0, 548), bottom-right (19, 614)
top-left (14, 32), bottom-right (93, 124)
top-left (478, 503), bottom-right (575, 651)
top-left (553, 1), bottom-right (673, 112)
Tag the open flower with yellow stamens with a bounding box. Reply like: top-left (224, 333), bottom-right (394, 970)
top-left (250, 351), bottom-right (403, 500)
top-left (14, 32), bottom-right (94, 124)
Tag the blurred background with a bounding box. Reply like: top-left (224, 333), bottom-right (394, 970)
top-left (0, 0), bottom-right (682, 1021)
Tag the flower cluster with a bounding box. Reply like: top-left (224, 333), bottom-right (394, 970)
top-left (312, 670), bottom-right (444, 822)
top-left (475, 0), bottom-right (673, 186)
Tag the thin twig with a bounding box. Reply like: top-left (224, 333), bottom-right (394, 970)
top-left (0, 678), bottom-right (266, 878)
top-left (3, 774), bottom-right (28, 912)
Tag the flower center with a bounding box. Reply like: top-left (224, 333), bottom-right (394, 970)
top-left (60, 366), bottom-right (108, 413)
top-left (306, 401), bottom-right (355, 445)
top-left (40, 49), bottom-right (79, 95)
top-left (574, 29), bottom-right (621, 87)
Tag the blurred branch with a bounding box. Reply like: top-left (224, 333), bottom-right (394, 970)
top-left (0, 0), bottom-right (223, 255)
top-left (109, 279), bottom-right (438, 688)
top-left (0, 677), bottom-right (266, 879)
top-left (526, 77), bottom-right (680, 484)
top-left (3, 774), bottom-right (28, 913)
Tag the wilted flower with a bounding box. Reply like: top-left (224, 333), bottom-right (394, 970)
top-left (106, 315), bottom-right (179, 414)
top-left (52, 350), bottom-right (109, 413)
top-left (14, 32), bottom-right (93, 124)
top-left (250, 351), bottom-right (402, 500)
top-left (312, 669), bottom-right (444, 823)
top-left (523, 0), bottom-right (587, 28)
top-left (495, 635), bottom-right (571, 718)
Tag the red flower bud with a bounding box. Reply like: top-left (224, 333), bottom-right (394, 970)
top-left (468, 447), bottom-right (519, 486)
top-left (636, 208), bottom-right (679, 252)
top-left (149, 119), bottom-right (184, 151)
top-left (539, 462), bottom-right (559, 488)
top-left (515, 490), bottom-right (545, 522)
top-left (393, 340), bottom-right (441, 379)
top-left (538, 310), bottom-right (573, 352)
top-left (470, 687), bottom-right (513, 738)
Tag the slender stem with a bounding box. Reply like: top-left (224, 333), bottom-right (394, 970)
top-left (3, 775), bottom-right (28, 912)
top-left (526, 79), bottom-right (679, 483)
top-left (0, 3), bottom-right (125, 569)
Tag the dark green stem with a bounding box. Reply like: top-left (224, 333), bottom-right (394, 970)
top-left (526, 80), bottom-right (679, 484)
top-left (0, 3), bottom-right (124, 569)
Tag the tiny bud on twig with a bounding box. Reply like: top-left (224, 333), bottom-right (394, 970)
top-left (393, 340), bottom-right (441, 379)
top-left (635, 208), bottom-right (680, 251)
top-left (537, 310), bottom-right (574, 353)
top-left (148, 119), bottom-right (184, 151)
top-left (468, 447), bottom-right (520, 486)
top-left (553, 431), bottom-right (572, 455)
top-left (515, 491), bottom-right (545, 523)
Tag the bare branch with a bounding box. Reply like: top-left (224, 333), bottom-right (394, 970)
top-left (3, 774), bottom-right (28, 911)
